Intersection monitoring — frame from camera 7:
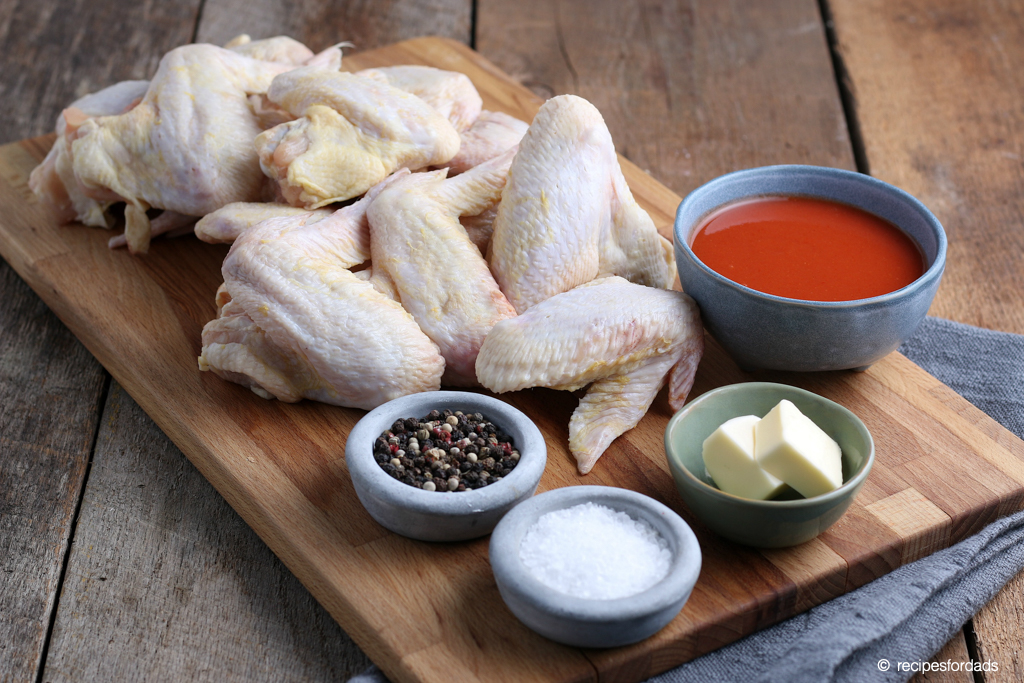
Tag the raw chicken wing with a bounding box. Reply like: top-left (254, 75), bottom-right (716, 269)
top-left (108, 211), bottom-right (197, 249)
top-left (201, 172), bottom-right (444, 408)
top-left (29, 80), bottom-right (149, 227)
top-left (227, 35), bottom-right (343, 128)
top-left (195, 203), bottom-right (333, 244)
top-left (447, 110), bottom-right (528, 175)
top-left (225, 34), bottom-right (316, 64)
top-left (69, 44), bottom-right (297, 253)
top-left (488, 95), bottom-right (675, 312)
top-left (256, 67), bottom-right (460, 208)
top-left (449, 111), bottom-right (529, 252)
top-left (356, 65), bottom-right (482, 132)
top-left (200, 291), bottom-right (326, 402)
top-left (368, 151), bottom-right (517, 385)
top-left (476, 277), bottom-right (704, 474)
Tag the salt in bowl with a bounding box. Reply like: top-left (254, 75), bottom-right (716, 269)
top-left (489, 485), bottom-right (702, 648)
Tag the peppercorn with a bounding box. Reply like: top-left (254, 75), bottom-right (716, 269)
top-left (373, 409), bottom-right (521, 493)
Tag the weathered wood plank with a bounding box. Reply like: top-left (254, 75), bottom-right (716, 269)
top-left (0, 256), bottom-right (107, 683)
top-left (972, 572), bottom-right (1024, 682)
top-left (0, 0), bottom-right (203, 145)
top-left (828, 0), bottom-right (1024, 335)
top-left (40, 382), bottom-right (372, 682)
top-left (194, 0), bottom-right (471, 51)
top-left (476, 0), bottom-right (855, 200)
top-left (0, 3), bottom-right (202, 682)
top-left (912, 631), bottom-right (975, 683)
top-left (828, 0), bottom-right (1024, 669)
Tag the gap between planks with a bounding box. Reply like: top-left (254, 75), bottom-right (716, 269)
top-left (32, 375), bottom-right (111, 683)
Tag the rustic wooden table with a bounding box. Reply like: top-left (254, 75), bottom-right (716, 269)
top-left (1, 1), bottom-right (1021, 682)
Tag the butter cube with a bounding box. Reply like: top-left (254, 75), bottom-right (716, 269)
top-left (702, 415), bottom-right (788, 500)
top-left (755, 400), bottom-right (843, 498)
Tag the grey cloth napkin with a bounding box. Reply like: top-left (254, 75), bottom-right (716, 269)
top-left (349, 317), bottom-right (1024, 683)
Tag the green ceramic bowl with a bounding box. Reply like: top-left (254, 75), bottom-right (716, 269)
top-left (664, 382), bottom-right (874, 548)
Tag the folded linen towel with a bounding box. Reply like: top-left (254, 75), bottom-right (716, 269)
top-left (350, 317), bottom-right (1024, 683)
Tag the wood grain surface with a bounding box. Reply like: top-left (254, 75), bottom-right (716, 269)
top-left (2, 37), bottom-right (1022, 683)
top-left (41, 382), bottom-right (371, 682)
top-left (476, 0), bottom-right (855, 198)
top-left (0, 3), bottom-right (200, 682)
top-left (972, 570), bottom-right (1024, 681)
top-left (0, 240), bottom-right (107, 683)
top-left (829, 0), bottom-right (1024, 336)
top-left (0, 0), bottom-right (203, 143)
top-left (830, 0), bottom-right (1024, 674)
top-left (195, 0), bottom-right (472, 55)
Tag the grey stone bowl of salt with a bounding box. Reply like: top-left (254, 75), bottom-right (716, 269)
top-left (489, 485), bottom-right (702, 648)
top-left (346, 391), bottom-right (547, 542)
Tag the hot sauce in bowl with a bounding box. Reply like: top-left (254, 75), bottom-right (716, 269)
top-left (690, 196), bottom-right (925, 302)
top-left (673, 165), bottom-right (947, 372)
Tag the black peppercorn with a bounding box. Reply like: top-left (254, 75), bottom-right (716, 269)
top-left (373, 409), bottom-right (520, 493)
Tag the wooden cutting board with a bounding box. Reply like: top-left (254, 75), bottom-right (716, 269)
top-left (2, 37), bottom-right (1023, 683)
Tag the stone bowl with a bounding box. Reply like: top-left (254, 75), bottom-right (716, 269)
top-left (345, 391), bottom-right (547, 542)
top-left (673, 164), bottom-right (947, 371)
top-left (489, 485), bottom-right (702, 648)
top-left (664, 382), bottom-right (874, 548)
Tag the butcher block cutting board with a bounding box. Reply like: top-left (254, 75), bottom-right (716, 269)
top-left (2, 37), bottom-right (1024, 683)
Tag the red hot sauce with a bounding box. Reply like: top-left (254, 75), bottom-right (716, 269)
top-left (690, 196), bottom-right (925, 302)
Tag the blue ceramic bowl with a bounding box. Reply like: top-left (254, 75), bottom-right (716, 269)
top-left (346, 391), bottom-right (547, 542)
top-left (674, 165), bottom-right (947, 371)
top-left (489, 486), bottom-right (701, 648)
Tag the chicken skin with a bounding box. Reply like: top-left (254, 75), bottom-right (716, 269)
top-left (195, 203), bottom-right (333, 244)
top-left (200, 172), bottom-right (444, 408)
top-left (448, 111), bottom-right (529, 252)
top-left (224, 34), bottom-right (317, 65)
top-left (476, 277), bottom-right (704, 474)
top-left (199, 292), bottom-right (326, 402)
top-left (488, 95), bottom-right (675, 313)
top-left (367, 151), bottom-right (517, 386)
top-left (29, 80), bottom-right (149, 228)
top-left (28, 35), bottom-right (337, 244)
top-left (355, 65), bottom-right (482, 132)
top-left (447, 110), bottom-right (529, 175)
top-left (255, 67), bottom-right (460, 209)
top-left (68, 44), bottom-right (299, 253)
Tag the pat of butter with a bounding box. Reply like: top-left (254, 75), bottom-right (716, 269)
top-left (702, 415), bottom-right (788, 500)
top-left (755, 400), bottom-right (843, 498)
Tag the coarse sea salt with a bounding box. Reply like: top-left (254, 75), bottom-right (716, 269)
top-left (518, 502), bottom-right (672, 600)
